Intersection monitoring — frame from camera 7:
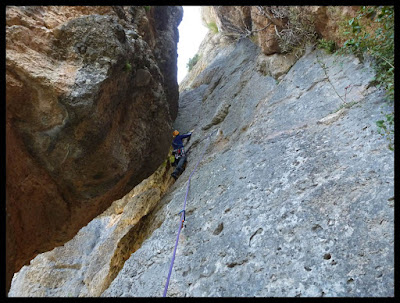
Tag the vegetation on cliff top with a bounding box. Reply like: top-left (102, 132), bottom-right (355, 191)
top-left (314, 6), bottom-right (393, 150)
top-left (338, 6), bottom-right (394, 151)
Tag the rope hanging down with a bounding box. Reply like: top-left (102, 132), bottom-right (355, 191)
top-left (163, 129), bottom-right (218, 297)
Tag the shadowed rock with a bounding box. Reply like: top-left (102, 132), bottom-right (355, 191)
top-left (6, 5), bottom-right (182, 292)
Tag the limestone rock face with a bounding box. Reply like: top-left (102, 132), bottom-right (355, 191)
top-left (178, 31), bottom-right (235, 91)
top-left (255, 52), bottom-right (298, 80)
top-left (6, 5), bottom-right (182, 292)
top-left (250, 6), bottom-right (282, 55)
top-left (201, 6), bottom-right (251, 36)
top-left (9, 6), bottom-right (393, 298)
top-left (11, 36), bottom-right (394, 298)
top-left (110, 41), bottom-right (393, 298)
top-left (200, 6), bottom-right (217, 27)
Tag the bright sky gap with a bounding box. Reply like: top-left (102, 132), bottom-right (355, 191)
top-left (177, 6), bottom-right (208, 84)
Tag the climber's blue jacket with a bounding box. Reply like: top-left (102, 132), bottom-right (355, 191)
top-left (172, 132), bottom-right (192, 150)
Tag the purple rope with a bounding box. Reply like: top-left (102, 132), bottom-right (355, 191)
top-left (163, 130), bottom-right (216, 297)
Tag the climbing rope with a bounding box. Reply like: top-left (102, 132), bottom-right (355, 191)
top-left (163, 129), bottom-right (218, 297)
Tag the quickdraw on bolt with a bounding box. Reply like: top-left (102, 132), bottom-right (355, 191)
top-left (178, 209), bottom-right (186, 228)
top-left (178, 209), bottom-right (186, 221)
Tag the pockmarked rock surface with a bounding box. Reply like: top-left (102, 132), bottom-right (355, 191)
top-left (9, 9), bottom-right (393, 298)
top-left (102, 39), bottom-right (393, 296)
top-left (6, 5), bottom-right (182, 292)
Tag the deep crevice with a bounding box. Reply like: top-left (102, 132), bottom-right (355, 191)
top-left (100, 211), bottom-right (163, 294)
top-left (98, 161), bottom-right (176, 295)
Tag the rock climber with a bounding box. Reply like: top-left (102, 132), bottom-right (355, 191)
top-left (171, 129), bottom-right (193, 180)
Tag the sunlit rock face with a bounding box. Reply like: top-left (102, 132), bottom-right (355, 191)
top-left (105, 39), bottom-right (394, 298)
top-left (6, 5), bottom-right (182, 292)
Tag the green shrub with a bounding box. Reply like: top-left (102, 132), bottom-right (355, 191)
top-left (207, 22), bottom-right (218, 34)
top-left (376, 113), bottom-right (394, 151)
top-left (339, 6), bottom-right (394, 100)
top-left (338, 6), bottom-right (394, 150)
top-left (144, 6), bottom-right (151, 12)
top-left (124, 61), bottom-right (132, 72)
top-left (186, 53), bottom-right (200, 72)
top-left (317, 38), bottom-right (337, 54)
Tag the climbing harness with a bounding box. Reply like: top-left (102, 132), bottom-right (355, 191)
top-left (163, 129), bottom-right (218, 297)
top-left (173, 148), bottom-right (186, 160)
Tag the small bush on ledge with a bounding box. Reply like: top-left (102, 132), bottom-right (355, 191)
top-left (186, 54), bottom-right (200, 72)
top-left (207, 22), bottom-right (219, 34)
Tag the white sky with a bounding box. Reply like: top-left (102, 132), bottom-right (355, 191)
top-left (177, 6), bottom-right (208, 84)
